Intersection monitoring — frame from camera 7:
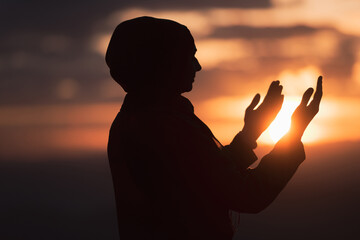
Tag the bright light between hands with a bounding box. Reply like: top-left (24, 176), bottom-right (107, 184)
top-left (268, 99), bottom-right (299, 143)
top-left (266, 66), bottom-right (321, 143)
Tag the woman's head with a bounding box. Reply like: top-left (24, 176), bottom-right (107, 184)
top-left (105, 16), bottom-right (201, 94)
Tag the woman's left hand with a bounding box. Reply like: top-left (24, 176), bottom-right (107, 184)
top-left (242, 80), bottom-right (284, 142)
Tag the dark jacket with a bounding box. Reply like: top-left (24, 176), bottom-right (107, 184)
top-left (108, 93), bottom-right (305, 240)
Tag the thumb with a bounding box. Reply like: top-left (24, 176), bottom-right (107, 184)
top-left (247, 93), bottom-right (260, 111)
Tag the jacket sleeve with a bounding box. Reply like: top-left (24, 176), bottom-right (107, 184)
top-left (230, 138), bottom-right (306, 213)
top-left (222, 131), bottom-right (258, 170)
top-left (168, 124), bottom-right (306, 214)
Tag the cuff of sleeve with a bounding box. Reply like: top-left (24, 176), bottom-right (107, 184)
top-left (225, 131), bottom-right (258, 169)
top-left (232, 131), bottom-right (257, 149)
top-left (271, 138), bottom-right (306, 166)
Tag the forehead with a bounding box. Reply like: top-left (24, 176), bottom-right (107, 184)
top-left (179, 29), bottom-right (196, 54)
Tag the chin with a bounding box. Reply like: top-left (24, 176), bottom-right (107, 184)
top-left (175, 77), bottom-right (194, 93)
top-left (183, 87), bottom-right (192, 93)
top-left (180, 83), bottom-right (193, 93)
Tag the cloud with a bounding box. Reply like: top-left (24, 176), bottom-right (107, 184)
top-left (321, 37), bottom-right (358, 81)
top-left (107, 9), bottom-right (214, 37)
top-left (194, 27), bottom-right (340, 68)
top-left (195, 38), bottom-right (253, 69)
top-left (2, 0), bottom-right (360, 107)
top-left (209, 25), bottom-right (325, 39)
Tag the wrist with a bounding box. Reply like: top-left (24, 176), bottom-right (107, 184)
top-left (280, 129), bottom-right (301, 145)
top-left (286, 125), bottom-right (303, 142)
top-left (238, 129), bottom-right (257, 149)
top-left (241, 126), bottom-right (257, 142)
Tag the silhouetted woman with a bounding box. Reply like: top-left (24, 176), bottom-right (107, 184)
top-left (106, 16), bottom-right (322, 240)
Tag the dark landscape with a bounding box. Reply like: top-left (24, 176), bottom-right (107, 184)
top-left (1, 141), bottom-right (359, 240)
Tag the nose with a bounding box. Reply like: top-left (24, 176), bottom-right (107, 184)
top-left (193, 57), bottom-right (201, 72)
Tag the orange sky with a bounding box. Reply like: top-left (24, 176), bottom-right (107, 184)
top-left (1, 94), bottom-right (359, 159)
top-left (2, 0), bottom-right (360, 159)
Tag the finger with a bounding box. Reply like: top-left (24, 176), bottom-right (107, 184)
top-left (300, 88), bottom-right (314, 107)
top-left (309, 76), bottom-right (323, 112)
top-left (313, 76), bottom-right (323, 105)
top-left (247, 93), bottom-right (260, 110)
top-left (264, 81), bottom-right (281, 103)
top-left (269, 80), bottom-right (280, 90)
top-left (265, 80), bottom-right (279, 96)
top-left (275, 84), bottom-right (283, 97)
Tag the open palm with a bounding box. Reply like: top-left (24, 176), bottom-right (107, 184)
top-left (242, 81), bottom-right (284, 142)
top-left (288, 76), bottom-right (323, 141)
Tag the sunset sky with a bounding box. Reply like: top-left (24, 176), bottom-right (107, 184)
top-left (1, 0), bottom-right (360, 159)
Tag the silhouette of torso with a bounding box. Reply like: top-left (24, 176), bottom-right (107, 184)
top-left (108, 94), bottom-right (236, 239)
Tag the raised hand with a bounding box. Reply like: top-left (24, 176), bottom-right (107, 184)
top-left (242, 81), bottom-right (284, 142)
top-left (288, 76), bottom-right (323, 141)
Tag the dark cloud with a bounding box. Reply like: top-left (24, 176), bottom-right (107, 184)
top-left (1, 1), bottom-right (114, 35)
top-left (0, 0), bottom-right (272, 105)
top-left (1, 0), bottom-right (359, 106)
top-left (209, 25), bottom-right (329, 39)
top-left (321, 36), bottom-right (357, 81)
top-left (117, 0), bottom-right (272, 10)
top-left (0, 0), bottom-right (271, 35)
top-left (0, 49), bottom-right (108, 105)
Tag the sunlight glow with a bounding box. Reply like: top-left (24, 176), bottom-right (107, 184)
top-left (268, 99), bottom-right (298, 142)
top-left (1, 97), bottom-right (359, 158)
top-left (352, 62), bottom-right (360, 86)
top-left (91, 33), bottom-right (111, 55)
top-left (261, 66), bottom-right (322, 144)
top-left (278, 66), bottom-right (321, 95)
top-left (195, 39), bottom-right (252, 69)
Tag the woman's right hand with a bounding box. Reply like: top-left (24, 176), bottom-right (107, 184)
top-left (288, 76), bottom-right (323, 142)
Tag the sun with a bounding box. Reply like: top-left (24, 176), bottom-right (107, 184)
top-left (267, 99), bottom-right (299, 143)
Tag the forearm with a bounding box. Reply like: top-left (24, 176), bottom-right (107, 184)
top-left (230, 138), bottom-right (305, 213)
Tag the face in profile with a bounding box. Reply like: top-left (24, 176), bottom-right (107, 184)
top-left (172, 44), bottom-right (202, 93)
